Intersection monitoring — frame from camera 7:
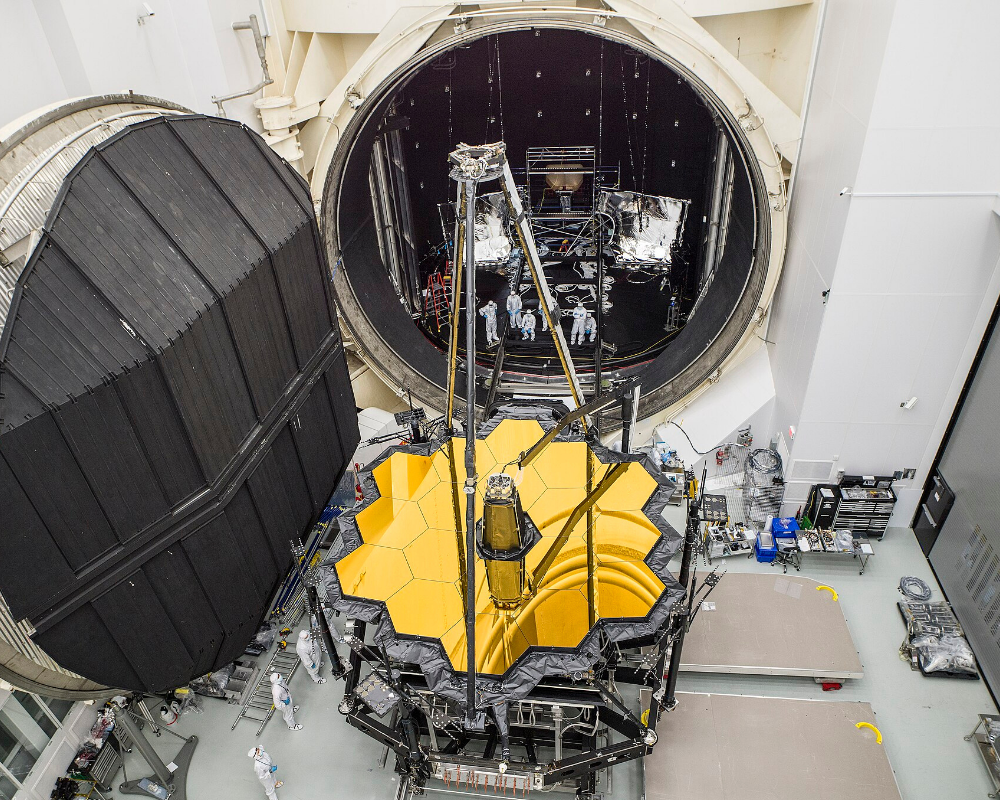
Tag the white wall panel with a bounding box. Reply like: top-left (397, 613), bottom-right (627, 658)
top-left (826, 0), bottom-right (896, 125)
top-left (768, 0), bottom-right (897, 454)
top-left (797, 293), bottom-right (884, 423)
top-left (769, 0), bottom-right (1000, 524)
top-left (0, 1), bottom-right (69, 123)
top-left (867, 1), bottom-right (1000, 133)
top-left (0, 0), bottom-right (268, 133)
top-left (885, 423), bottom-right (935, 472)
top-left (772, 0), bottom-right (1000, 525)
top-left (786, 421), bottom-right (847, 460)
top-left (830, 206), bottom-right (901, 295)
top-left (858, 129), bottom-right (1000, 193)
top-left (839, 422), bottom-right (898, 474)
top-left (767, 231), bottom-right (828, 424)
top-left (658, 345), bottom-right (776, 466)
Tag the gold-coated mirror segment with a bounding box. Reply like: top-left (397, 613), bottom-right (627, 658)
top-left (336, 544), bottom-right (413, 599)
top-left (441, 610), bottom-right (534, 673)
top-left (372, 452), bottom-right (435, 501)
top-left (354, 500), bottom-right (427, 549)
top-left (384, 579), bottom-right (464, 639)
top-left (478, 419), bottom-right (546, 466)
top-left (335, 420), bottom-right (671, 675)
top-left (592, 462), bottom-right (658, 510)
top-left (403, 529), bottom-right (463, 582)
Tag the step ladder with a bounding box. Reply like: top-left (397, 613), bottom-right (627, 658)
top-left (425, 272), bottom-right (451, 332)
top-left (231, 644), bottom-right (302, 736)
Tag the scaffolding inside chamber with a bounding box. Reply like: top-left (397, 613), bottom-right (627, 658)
top-left (422, 158), bottom-right (692, 372)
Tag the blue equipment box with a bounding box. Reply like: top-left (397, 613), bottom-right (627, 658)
top-left (770, 517), bottom-right (800, 534)
top-left (755, 531), bottom-right (778, 563)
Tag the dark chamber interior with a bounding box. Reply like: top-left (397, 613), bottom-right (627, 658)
top-left (0, 116), bottom-right (359, 692)
top-left (333, 27), bottom-right (761, 402)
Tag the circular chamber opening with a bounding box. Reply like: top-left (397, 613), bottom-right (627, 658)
top-left (326, 24), bottom-right (772, 420)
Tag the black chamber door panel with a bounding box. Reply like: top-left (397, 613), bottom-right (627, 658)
top-left (0, 116), bottom-right (360, 693)
top-left (929, 302), bottom-right (1000, 695)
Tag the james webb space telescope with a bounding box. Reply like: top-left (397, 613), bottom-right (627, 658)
top-left (319, 143), bottom-right (720, 797)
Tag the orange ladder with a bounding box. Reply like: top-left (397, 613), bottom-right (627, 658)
top-left (425, 271), bottom-right (451, 332)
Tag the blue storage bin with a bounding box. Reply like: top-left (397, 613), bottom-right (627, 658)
top-left (755, 531), bottom-right (778, 563)
top-left (770, 517), bottom-right (800, 534)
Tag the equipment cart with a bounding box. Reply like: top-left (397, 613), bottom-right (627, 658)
top-left (703, 523), bottom-right (755, 564)
top-left (965, 714), bottom-right (1000, 798)
top-left (797, 529), bottom-right (874, 575)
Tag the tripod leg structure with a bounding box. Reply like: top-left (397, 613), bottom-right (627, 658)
top-left (114, 705), bottom-right (198, 800)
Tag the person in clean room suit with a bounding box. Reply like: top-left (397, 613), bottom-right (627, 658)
top-left (296, 630), bottom-right (327, 684)
top-left (571, 302), bottom-right (588, 345)
top-left (249, 745), bottom-right (282, 799)
top-left (269, 672), bottom-right (302, 730)
top-left (506, 291), bottom-right (522, 328)
top-left (479, 300), bottom-right (499, 345)
top-left (521, 309), bottom-right (537, 341)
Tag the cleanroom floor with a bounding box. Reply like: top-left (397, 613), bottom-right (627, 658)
top-left (128, 521), bottom-right (997, 800)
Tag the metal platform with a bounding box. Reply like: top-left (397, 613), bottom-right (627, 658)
top-left (645, 693), bottom-right (902, 800)
top-left (680, 573), bottom-right (864, 682)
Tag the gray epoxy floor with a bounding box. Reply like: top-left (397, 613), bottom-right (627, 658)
top-left (663, 520), bottom-right (997, 800)
top-left (132, 521), bottom-right (998, 800)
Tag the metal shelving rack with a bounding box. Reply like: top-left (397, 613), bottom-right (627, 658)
top-left (965, 714), bottom-right (1000, 798)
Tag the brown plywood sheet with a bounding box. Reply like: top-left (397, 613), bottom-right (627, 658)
top-left (646, 693), bottom-right (901, 800)
top-left (681, 573), bottom-right (864, 679)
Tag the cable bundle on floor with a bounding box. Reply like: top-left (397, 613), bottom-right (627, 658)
top-left (899, 576), bottom-right (932, 601)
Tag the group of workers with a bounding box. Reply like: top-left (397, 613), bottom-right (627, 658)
top-left (248, 629), bottom-right (329, 799)
top-left (479, 292), bottom-right (597, 346)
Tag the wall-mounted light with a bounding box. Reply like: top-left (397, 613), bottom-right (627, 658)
top-left (900, 396), bottom-right (918, 409)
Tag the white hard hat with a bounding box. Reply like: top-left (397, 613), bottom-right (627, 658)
top-left (248, 747), bottom-right (259, 758)
top-left (269, 672), bottom-right (280, 683)
top-left (299, 630), bottom-right (309, 639)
